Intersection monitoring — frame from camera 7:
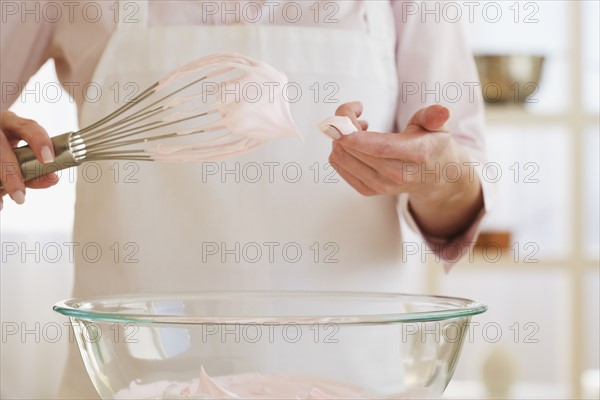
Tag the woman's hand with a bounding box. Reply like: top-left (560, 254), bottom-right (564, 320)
top-left (328, 102), bottom-right (484, 239)
top-left (0, 111), bottom-right (59, 209)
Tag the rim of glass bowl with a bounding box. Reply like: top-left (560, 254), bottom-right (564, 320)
top-left (53, 291), bottom-right (487, 326)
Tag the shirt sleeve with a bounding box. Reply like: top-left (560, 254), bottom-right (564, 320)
top-left (391, 0), bottom-right (496, 271)
top-left (1, 1), bottom-right (56, 111)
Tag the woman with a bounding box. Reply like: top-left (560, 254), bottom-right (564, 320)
top-left (2, 1), bottom-right (489, 397)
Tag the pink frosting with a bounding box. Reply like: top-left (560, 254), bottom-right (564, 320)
top-left (113, 367), bottom-right (437, 399)
top-left (143, 53), bottom-right (302, 162)
top-left (114, 368), bottom-right (369, 399)
top-left (318, 116), bottom-right (357, 138)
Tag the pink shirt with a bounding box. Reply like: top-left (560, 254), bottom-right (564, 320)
top-left (1, 0), bottom-right (491, 268)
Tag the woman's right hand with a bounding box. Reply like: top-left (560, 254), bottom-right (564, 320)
top-left (0, 111), bottom-right (59, 209)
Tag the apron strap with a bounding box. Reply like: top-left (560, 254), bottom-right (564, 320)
top-left (116, 0), bottom-right (149, 31)
top-left (362, 1), bottom-right (396, 41)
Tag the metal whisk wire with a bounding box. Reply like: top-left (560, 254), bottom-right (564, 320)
top-left (71, 73), bottom-right (223, 162)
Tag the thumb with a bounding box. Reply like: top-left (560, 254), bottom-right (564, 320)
top-left (407, 105), bottom-right (450, 132)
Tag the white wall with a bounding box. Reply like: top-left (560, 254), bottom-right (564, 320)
top-left (1, 61), bottom-right (77, 398)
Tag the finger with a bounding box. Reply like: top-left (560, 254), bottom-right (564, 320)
top-left (26, 172), bottom-right (59, 189)
top-left (1, 112), bottom-right (55, 164)
top-left (331, 163), bottom-right (376, 196)
top-left (330, 141), bottom-right (379, 181)
top-left (0, 132), bottom-right (26, 204)
top-left (330, 142), bottom-right (396, 194)
top-left (338, 129), bottom-right (419, 160)
top-left (335, 102), bottom-right (363, 131)
top-left (358, 120), bottom-right (369, 130)
top-left (342, 145), bottom-right (413, 185)
top-left (406, 105), bottom-right (450, 132)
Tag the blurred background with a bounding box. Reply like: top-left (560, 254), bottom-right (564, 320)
top-left (1, 1), bottom-right (598, 398)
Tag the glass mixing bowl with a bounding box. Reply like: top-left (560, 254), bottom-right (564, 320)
top-left (54, 292), bottom-right (486, 399)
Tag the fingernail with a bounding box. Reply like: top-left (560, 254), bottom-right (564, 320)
top-left (323, 127), bottom-right (342, 140)
top-left (11, 190), bottom-right (25, 205)
top-left (41, 146), bottom-right (54, 164)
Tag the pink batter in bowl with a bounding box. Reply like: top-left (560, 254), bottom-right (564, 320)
top-left (54, 291), bottom-right (487, 399)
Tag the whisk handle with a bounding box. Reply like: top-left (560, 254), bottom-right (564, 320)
top-left (0, 133), bottom-right (77, 190)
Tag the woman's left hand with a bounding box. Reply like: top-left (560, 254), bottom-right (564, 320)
top-left (328, 102), bottom-right (484, 239)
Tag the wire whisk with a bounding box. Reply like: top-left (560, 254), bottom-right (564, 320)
top-left (7, 53), bottom-right (301, 186)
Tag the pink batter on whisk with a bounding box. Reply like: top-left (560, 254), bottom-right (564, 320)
top-left (318, 116), bottom-right (358, 139)
top-left (146, 53), bottom-right (302, 162)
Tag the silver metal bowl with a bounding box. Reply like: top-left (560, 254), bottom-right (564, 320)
top-left (475, 54), bottom-right (545, 104)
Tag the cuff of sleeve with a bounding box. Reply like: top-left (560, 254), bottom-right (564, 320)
top-left (397, 194), bottom-right (486, 272)
top-left (397, 162), bottom-right (493, 272)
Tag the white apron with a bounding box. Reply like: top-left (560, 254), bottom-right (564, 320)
top-left (60, 1), bottom-right (412, 397)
